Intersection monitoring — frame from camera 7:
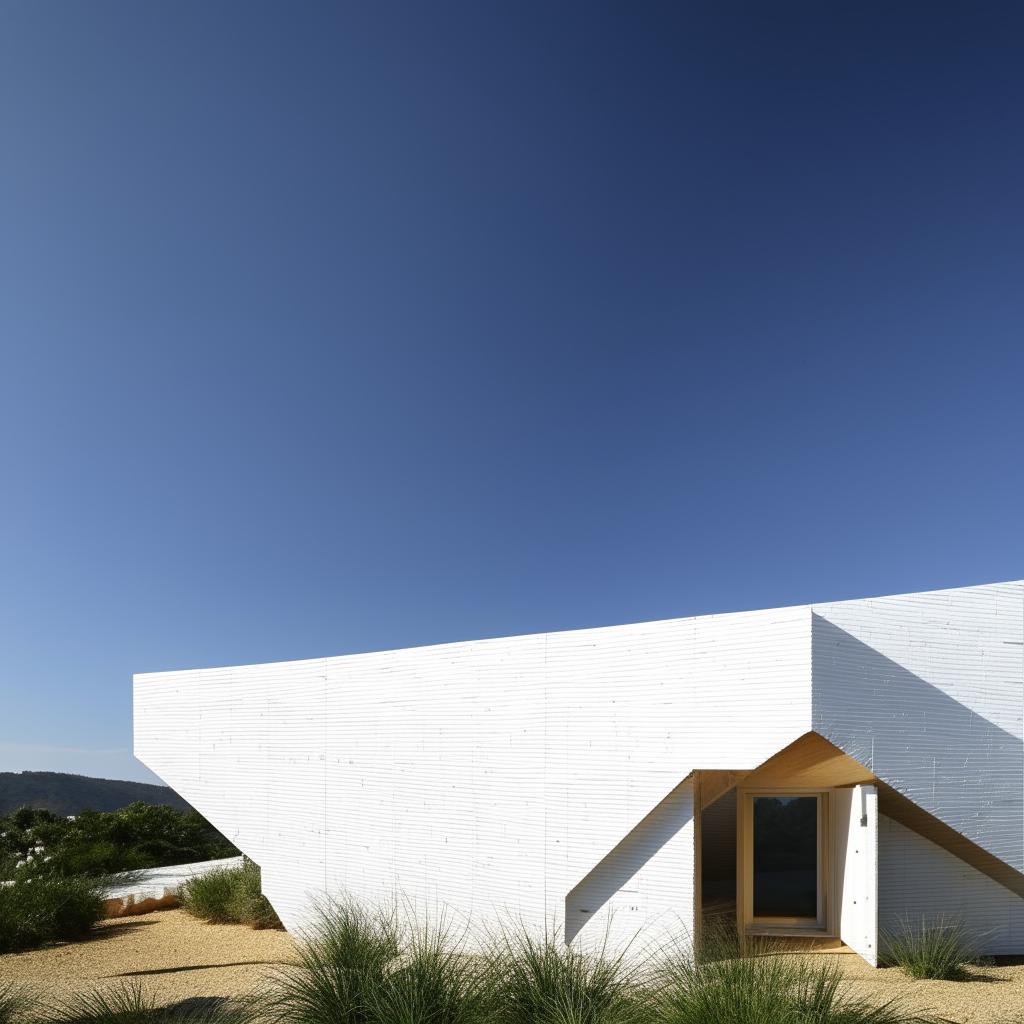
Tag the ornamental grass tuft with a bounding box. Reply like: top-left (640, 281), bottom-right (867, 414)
top-left (264, 900), bottom-right (400, 1024)
top-left (363, 919), bottom-right (495, 1024)
top-left (650, 923), bottom-right (944, 1024)
top-left (263, 904), bottom-right (950, 1024)
top-left (488, 925), bottom-right (644, 1024)
top-left (883, 916), bottom-right (978, 981)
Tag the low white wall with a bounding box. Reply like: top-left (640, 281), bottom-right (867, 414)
top-left (103, 855), bottom-right (244, 917)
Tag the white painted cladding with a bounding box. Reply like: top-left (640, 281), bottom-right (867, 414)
top-left (134, 579), bottom-right (1024, 957)
top-left (136, 606), bottom-right (811, 944)
top-left (566, 779), bottom-right (695, 955)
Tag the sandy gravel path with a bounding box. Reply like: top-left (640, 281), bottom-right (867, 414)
top-left (0, 908), bottom-right (295, 1005)
top-left (831, 953), bottom-right (1024, 1024)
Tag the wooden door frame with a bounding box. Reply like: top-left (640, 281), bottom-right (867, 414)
top-left (736, 786), bottom-right (836, 938)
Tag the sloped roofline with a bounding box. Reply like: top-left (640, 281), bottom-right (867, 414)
top-left (134, 578), bottom-right (1023, 676)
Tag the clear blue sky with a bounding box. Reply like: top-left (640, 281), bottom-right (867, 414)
top-left (1, 2), bottom-right (1022, 784)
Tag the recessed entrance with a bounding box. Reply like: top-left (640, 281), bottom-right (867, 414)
top-left (697, 740), bottom-right (880, 958)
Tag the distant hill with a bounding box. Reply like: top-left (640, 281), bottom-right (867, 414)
top-left (0, 771), bottom-right (193, 816)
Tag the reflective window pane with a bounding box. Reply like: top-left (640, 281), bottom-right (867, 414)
top-left (753, 796), bottom-right (817, 919)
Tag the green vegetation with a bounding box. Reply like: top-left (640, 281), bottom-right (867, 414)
top-left (264, 902), bottom-right (400, 1024)
top-left (0, 803), bottom-right (238, 878)
top-left (492, 927), bottom-right (643, 1024)
top-left (0, 801), bottom-right (239, 952)
top-left (177, 866), bottom-right (239, 924)
top-left (0, 905), bottom-right (1007, 1024)
top-left (265, 903), bottom-right (495, 1024)
top-left (262, 903), bottom-right (941, 1024)
top-left (365, 924), bottom-right (494, 1024)
top-left (0, 871), bottom-right (104, 953)
top-left (0, 887), bottom-right (995, 1024)
top-left (884, 916), bottom-right (977, 980)
top-left (179, 859), bottom-right (281, 929)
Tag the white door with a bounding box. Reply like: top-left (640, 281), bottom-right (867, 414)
top-left (833, 784), bottom-right (878, 965)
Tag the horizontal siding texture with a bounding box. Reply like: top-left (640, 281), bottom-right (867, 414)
top-left (135, 579), bottom-right (1023, 956)
top-left (136, 605), bottom-right (811, 946)
top-left (812, 582), bottom-right (1024, 873)
top-left (879, 814), bottom-right (1024, 955)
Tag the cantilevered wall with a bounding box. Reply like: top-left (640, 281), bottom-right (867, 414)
top-left (134, 580), bottom-right (1024, 956)
top-left (135, 604), bottom-right (812, 944)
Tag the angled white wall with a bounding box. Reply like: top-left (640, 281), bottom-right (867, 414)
top-left (135, 605), bottom-right (811, 944)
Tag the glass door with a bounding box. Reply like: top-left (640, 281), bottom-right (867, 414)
top-left (744, 791), bottom-right (826, 930)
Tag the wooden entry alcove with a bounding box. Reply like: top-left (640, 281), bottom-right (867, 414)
top-left (694, 732), bottom-right (879, 962)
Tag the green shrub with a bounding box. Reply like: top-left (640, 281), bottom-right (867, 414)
top-left (265, 901), bottom-right (400, 1024)
top-left (652, 926), bottom-right (942, 1024)
top-left (179, 859), bottom-right (280, 929)
top-left (0, 872), bottom-right (104, 952)
top-left (36, 982), bottom-right (253, 1024)
top-left (884, 916), bottom-right (977, 980)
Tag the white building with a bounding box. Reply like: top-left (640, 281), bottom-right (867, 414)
top-left (134, 580), bottom-right (1024, 965)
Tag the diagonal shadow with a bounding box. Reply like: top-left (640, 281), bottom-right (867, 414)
top-left (564, 777), bottom-right (693, 943)
top-left (562, 615), bottom-right (1023, 947)
top-left (811, 614), bottom-right (1024, 872)
top-left (108, 960), bottom-right (284, 977)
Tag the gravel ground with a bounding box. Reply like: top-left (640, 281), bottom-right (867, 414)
top-left (832, 952), bottom-right (1024, 1023)
top-left (0, 908), bottom-right (295, 1005)
top-left (2, 910), bottom-right (1024, 1022)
